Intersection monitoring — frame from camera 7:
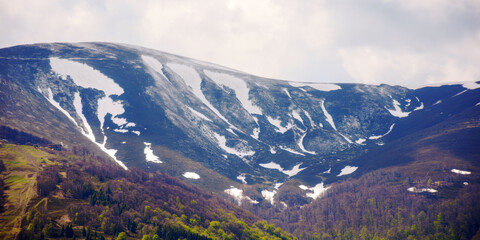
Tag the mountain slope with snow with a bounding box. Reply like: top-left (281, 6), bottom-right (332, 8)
top-left (1, 42), bottom-right (479, 198)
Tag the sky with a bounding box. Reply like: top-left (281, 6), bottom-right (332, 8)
top-left (1, 0), bottom-right (479, 89)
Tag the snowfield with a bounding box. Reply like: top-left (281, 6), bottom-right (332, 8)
top-left (289, 82), bottom-right (341, 92)
top-left (224, 187), bottom-right (258, 205)
top-left (142, 55), bottom-right (169, 80)
top-left (167, 62), bottom-right (234, 128)
top-left (259, 162), bottom-right (306, 177)
top-left (320, 100), bottom-right (353, 143)
top-left (337, 166), bottom-right (358, 176)
top-left (213, 132), bottom-right (255, 158)
top-left (369, 123), bottom-right (395, 140)
top-left (204, 70), bottom-right (263, 115)
top-left (407, 187), bottom-right (437, 193)
top-left (183, 172), bottom-right (200, 179)
top-left (451, 169), bottom-right (471, 175)
top-left (48, 57), bottom-right (129, 169)
top-left (49, 57), bottom-right (123, 96)
top-left (386, 99), bottom-right (410, 118)
top-left (261, 189), bottom-right (277, 205)
top-left (237, 174), bottom-right (247, 184)
top-left (144, 142), bottom-right (162, 164)
top-left (299, 183), bottom-right (329, 199)
top-left (267, 116), bottom-right (292, 134)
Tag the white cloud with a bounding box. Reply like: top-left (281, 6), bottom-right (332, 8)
top-left (0, 0), bottom-right (479, 88)
top-left (339, 31), bottom-right (480, 88)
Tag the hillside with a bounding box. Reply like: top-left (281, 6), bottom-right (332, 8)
top-left (1, 42), bottom-right (480, 239)
top-left (0, 142), bottom-right (295, 240)
top-left (0, 42), bottom-right (454, 188)
top-left (243, 97), bottom-right (480, 239)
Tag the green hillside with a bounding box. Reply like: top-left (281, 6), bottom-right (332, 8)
top-left (0, 143), bottom-right (295, 240)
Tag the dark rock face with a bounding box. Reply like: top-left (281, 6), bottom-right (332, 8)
top-left (1, 42), bottom-right (479, 187)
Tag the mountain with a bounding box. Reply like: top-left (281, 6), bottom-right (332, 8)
top-left (1, 42), bottom-right (479, 202)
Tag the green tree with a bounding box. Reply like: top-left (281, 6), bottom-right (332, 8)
top-left (117, 232), bottom-right (127, 240)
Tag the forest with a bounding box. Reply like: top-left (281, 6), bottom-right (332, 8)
top-left (0, 143), bottom-right (295, 240)
top-left (0, 128), bottom-right (479, 239)
top-left (244, 163), bottom-right (480, 239)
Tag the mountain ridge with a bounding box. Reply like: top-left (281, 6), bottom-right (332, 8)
top-left (1, 42), bottom-right (479, 202)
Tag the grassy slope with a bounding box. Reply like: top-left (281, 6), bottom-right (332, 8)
top-left (0, 144), bottom-right (54, 238)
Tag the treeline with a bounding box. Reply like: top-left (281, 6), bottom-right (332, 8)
top-left (246, 170), bottom-right (480, 239)
top-left (0, 126), bottom-right (51, 146)
top-left (16, 148), bottom-right (296, 240)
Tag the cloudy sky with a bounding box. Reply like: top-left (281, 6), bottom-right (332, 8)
top-left (1, 0), bottom-right (479, 88)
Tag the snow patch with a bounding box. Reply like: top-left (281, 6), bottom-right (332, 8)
top-left (114, 129), bottom-right (128, 133)
top-left (369, 123), bottom-right (395, 140)
top-left (283, 88), bottom-right (291, 98)
top-left (237, 174), bottom-right (247, 184)
top-left (144, 142), bottom-right (162, 163)
top-left (50, 57), bottom-right (127, 136)
top-left (168, 63), bottom-right (234, 127)
top-left (320, 100), bottom-right (353, 143)
top-left (125, 122), bottom-right (136, 128)
top-left (386, 99), bottom-right (410, 118)
top-left (132, 130), bottom-right (140, 136)
top-left (97, 97), bottom-right (126, 128)
top-left (299, 185), bottom-right (308, 190)
top-left (142, 55), bottom-right (169, 80)
top-left (279, 146), bottom-right (306, 156)
top-left (269, 146), bottom-right (277, 154)
top-left (453, 89), bottom-right (468, 97)
top-left (289, 82), bottom-right (341, 92)
top-left (433, 100), bottom-right (442, 105)
top-left (43, 88), bottom-right (78, 126)
top-left (204, 70), bottom-right (262, 115)
top-left (251, 128), bottom-right (260, 140)
top-left (463, 81), bottom-right (480, 90)
top-left (303, 110), bottom-right (319, 128)
top-left (300, 183), bottom-right (329, 199)
top-left (259, 162), bottom-right (306, 177)
top-left (323, 168), bottom-right (331, 174)
top-left (414, 97), bottom-right (424, 111)
top-left (224, 187), bottom-right (258, 205)
top-left (267, 116), bottom-right (292, 134)
top-left (50, 57), bottom-right (123, 96)
top-left (261, 189), bottom-right (277, 205)
top-left (73, 92), bottom-right (127, 169)
top-left (337, 166), bottom-right (358, 176)
top-left (213, 133), bottom-right (255, 157)
top-left (183, 172), bottom-right (200, 179)
top-left (355, 138), bottom-right (366, 145)
top-left (297, 132), bottom-right (316, 154)
top-left (43, 89), bottom-right (126, 170)
top-left (187, 106), bottom-right (212, 122)
top-left (73, 92), bottom-right (95, 140)
top-left (407, 187), bottom-right (437, 193)
top-left (292, 110), bottom-right (304, 125)
top-left (451, 169), bottom-right (471, 175)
